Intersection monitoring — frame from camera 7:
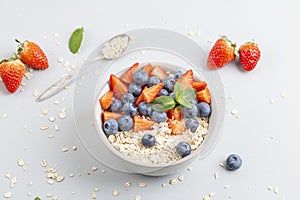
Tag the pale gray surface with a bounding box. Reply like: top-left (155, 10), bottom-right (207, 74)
top-left (0, 0), bottom-right (298, 199)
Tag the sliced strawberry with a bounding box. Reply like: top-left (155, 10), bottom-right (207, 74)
top-left (99, 90), bottom-right (113, 110)
top-left (133, 115), bottom-right (155, 132)
top-left (121, 62), bottom-right (139, 84)
top-left (192, 81), bottom-right (207, 91)
top-left (134, 83), bottom-right (164, 106)
top-left (176, 69), bottom-right (193, 89)
top-left (142, 63), bottom-right (153, 76)
top-left (167, 118), bottom-right (186, 135)
top-left (102, 111), bottom-right (123, 122)
top-left (167, 107), bottom-right (182, 121)
top-left (196, 87), bottom-right (211, 104)
top-left (150, 65), bottom-right (168, 80)
top-left (143, 83), bottom-right (164, 103)
top-left (110, 74), bottom-right (128, 99)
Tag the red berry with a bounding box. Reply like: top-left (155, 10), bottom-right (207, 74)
top-left (207, 36), bottom-right (236, 69)
top-left (238, 42), bottom-right (261, 71)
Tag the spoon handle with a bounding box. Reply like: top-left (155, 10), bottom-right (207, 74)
top-left (35, 70), bottom-right (79, 102)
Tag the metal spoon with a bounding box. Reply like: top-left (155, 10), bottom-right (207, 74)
top-left (35, 34), bottom-right (130, 102)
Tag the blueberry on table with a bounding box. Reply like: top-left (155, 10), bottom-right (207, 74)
top-left (197, 102), bottom-right (211, 117)
top-left (157, 88), bottom-right (169, 96)
top-left (117, 115), bottom-right (133, 131)
top-left (147, 76), bottom-right (161, 87)
top-left (185, 118), bottom-right (199, 133)
top-left (103, 119), bottom-right (118, 135)
top-left (182, 104), bottom-right (198, 118)
top-left (138, 101), bottom-right (152, 117)
top-left (176, 141), bottom-right (191, 158)
top-left (110, 98), bottom-right (122, 112)
top-left (141, 134), bottom-right (156, 147)
top-left (121, 93), bottom-right (135, 104)
top-left (226, 154), bottom-right (242, 171)
top-left (128, 83), bottom-right (142, 96)
top-left (163, 77), bottom-right (176, 92)
top-left (133, 69), bottom-right (149, 85)
top-left (122, 103), bottom-right (137, 116)
top-left (150, 111), bottom-right (167, 123)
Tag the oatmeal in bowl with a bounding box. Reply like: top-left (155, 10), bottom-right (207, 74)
top-left (94, 62), bottom-right (214, 174)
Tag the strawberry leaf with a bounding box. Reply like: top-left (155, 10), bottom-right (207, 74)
top-left (69, 27), bottom-right (84, 54)
top-left (150, 96), bottom-right (176, 112)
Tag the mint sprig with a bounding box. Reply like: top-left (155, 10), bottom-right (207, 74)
top-left (68, 27), bottom-right (84, 54)
top-left (150, 82), bottom-right (196, 112)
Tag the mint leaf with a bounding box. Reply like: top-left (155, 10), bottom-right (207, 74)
top-left (34, 197), bottom-right (41, 200)
top-left (69, 27), bottom-right (84, 54)
top-left (182, 88), bottom-right (196, 102)
top-left (151, 96), bottom-right (176, 112)
top-left (177, 97), bottom-right (192, 108)
top-left (174, 82), bottom-right (184, 102)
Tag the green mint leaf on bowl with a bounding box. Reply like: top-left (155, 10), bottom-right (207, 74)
top-left (150, 96), bottom-right (176, 112)
top-left (173, 82), bottom-right (196, 109)
top-left (68, 27), bottom-right (84, 54)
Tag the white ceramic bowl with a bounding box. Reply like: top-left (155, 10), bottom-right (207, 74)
top-left (73, 28), bottom-right (225, 176)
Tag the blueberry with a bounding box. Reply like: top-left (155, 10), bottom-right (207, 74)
top-left (176, 141), bottom-right (191, 158)
top-left (138, 101), bottom-right (152, 117)
top-left (174, 69), bottom-right (185, 80)
top-left (110, 98), bottom-right (122, 112)
top-left (122, 103), bottom-right (137, 116)
top-left (185, 118), bottom-right (199, 133)
top-left (182, 104), bottom-right (198, 118)
top-left (157, 88), bottom-right (169, 96)
top-left (150, 111), bottom-right (167, 123)
top-left (117, 115), bottom-right (133, 131)
top-left (197, 102), bottom-right (211, 117)
top-left (141, 134), bottom-right (156, 147)
top-left (163, 77), bottom-right (176, 92)
top-left (121, 93), bottom-right (135, 104)
top-left (169, 92), bottom-right (175, 99)
top-left (133, 70), bottom-right (149, 85)
top-left (103, 119), bottom-right (118, 135)
top-left (128, 83), bottom-right (142, 96)
top-left (147, 76), bottom-right (160, 87)
top-left (226, 154), bottom-right (242, 171)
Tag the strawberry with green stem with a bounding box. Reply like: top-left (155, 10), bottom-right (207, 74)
top-left (238, 42), bottom-right (261, 71)
top-left (16, 39), bottom-right (49, 70)
top-left (0, 58), bottom-right (25, 93)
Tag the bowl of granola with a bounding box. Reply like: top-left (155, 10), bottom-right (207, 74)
top-left (73, 28), bottom-right (225, 176)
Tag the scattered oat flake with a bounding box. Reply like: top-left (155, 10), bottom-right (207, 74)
top-left (47, 179), bottom-right (55, 185)
top-left (42, 35), bottom-right (47, 40)
top-left (140, 50), bottom-right (146, 55)
top-left (94, 188), bottom-right (100, 192)
top-left (124, 182), bottom-right (132, 188)
top-left (178, 175), bottom-right (184, 182)
top-left (33, 89), bottom-right (39, 97)
top-left (56, 42), bottom-right (61, 46)
top-left (161, 183), bottom-right (166, 187)
top-left (41, 109), bottom-right (48, 115)
top-left (187, 166), bottom-right (192, 171)
top-left (270, 135), bottom-right (275, 139)
top-left (54, 100), bottom-right (60, 105)
top-left (231, 109), bottom-right (238, 115)
top-left (59, 110), bottom-right (67, 119)
top-left (3, 192), bottom-right (12, 198)
top-left (92, 167), bottom-right (98, 171)
top-left (209, 192), bottom-right (216, 197)
top-left (203, 196), bottom-right (210, 200)
top-left (90, 192), bottom-right (96, 199)
top-left (57, 57), bottom-right (63, 63)
top-left (267, 186), bottom-right (273, 191)
top-left (138, 182), bottom-right (147, 188)
top-left (52, 196), bottom-right (58, 200)
top-left (2, 113), bottom-right (8, 119)
top-left (64, 61), bottom-right (70, 67)
top-left (49, 116), bottom-right (56, 122)
top-left (48, 135), bottom-right (54, 138)
top-left (62, 146), bottom-right (68, 152)
top-left (69, 173), bottom-right (74, 177)
top-left (54, 125), bottom-right (60, 131)
top-left (274, 187), bottom-right (279, 194)
top-left (17, 159), bottom-right (25, 166)
top-left (169, 178), bottom-right (177, 185)
top-left (5, 172), bottom-right (11, 179)
top-left (280, 92), bottom-right (287, 99)
top-left (188, 31), bottom-right (195, 36)
top-left (56, 176), bottom-right (65, 182)
top-left (40, 125), bottom-right (49, 130)
top-left (112, 190), bottom-right (119, 196)
top-left (269, 98), bottom-right (275, 104)
top-left (72, 146), bottom-right (77, 150)
top-left (101, 169), bottom-right (106, 173)
top-left (224, 185), bottom-right (230, 189)
top-left (219, 162), bottom-right (225, 167)
top-left (134, 195), bottom-right (142, 200)
top-left (27, 192), bottom-right (32, 197)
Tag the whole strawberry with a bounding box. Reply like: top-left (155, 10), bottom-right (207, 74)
top-left (0, 59), bottom-right (25, 93)
top-left (238, 42), bottom-right (261, 71)
top-left (207, 36), bottom-right (236, 69)
top-left (16, 39), bottom-right (49, 70)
